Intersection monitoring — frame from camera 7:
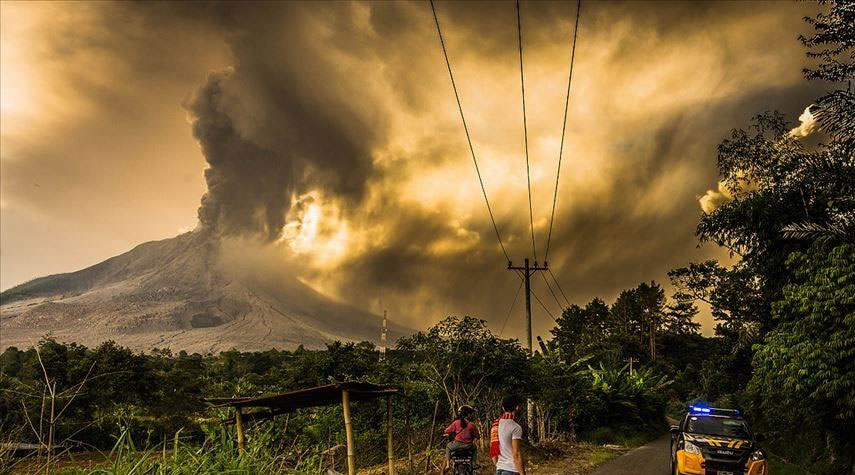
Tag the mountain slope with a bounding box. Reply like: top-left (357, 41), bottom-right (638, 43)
top-left (0, 231), bottom-right (409, 353)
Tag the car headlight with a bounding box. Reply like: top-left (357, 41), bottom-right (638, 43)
top-left (751, 449), bottom-right (766, 461)
top-left (684, 441), bottom-right (701, 455)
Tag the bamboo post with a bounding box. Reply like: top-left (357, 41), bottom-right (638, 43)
top-left (387, 395), bottom-right (396, 475)
top-left (38, 385), bottom-right (46, 458)
top-left (406, 408), bottom-right (414, 473)
top-left (423, 400), bottom-right (440, 475)
top-left (47, 381), bottom-right (56, 474)
top-left (342, 389), bottom-right (356, 475)
top-left (235, 407), bottom-right (246, 453)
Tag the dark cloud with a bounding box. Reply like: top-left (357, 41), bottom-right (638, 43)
top-left (162, 0), bottom-right (828, 334)
top-left (1, 0), bottom-right (828, 337)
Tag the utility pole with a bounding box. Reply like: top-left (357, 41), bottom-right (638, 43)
top-left (507, 257), bottom-right (548, 439)
top-left (379, 310), bottom-right (388, 362)
top-left (507, 258), bottom-right (549, 354)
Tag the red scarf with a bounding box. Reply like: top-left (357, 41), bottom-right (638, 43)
top-left (489, 412), bottom-right (515, 458)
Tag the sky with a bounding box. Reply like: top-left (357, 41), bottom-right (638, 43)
top-left (0, 1), bottom-right (827, 339)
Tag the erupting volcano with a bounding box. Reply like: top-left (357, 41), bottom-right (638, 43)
top-left (0, 230), bottom-right (409, 352)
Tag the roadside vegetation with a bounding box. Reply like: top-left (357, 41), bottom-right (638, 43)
top-left (0, 314), bottom-right (673, 475)
top-left (1, 1), bottom-right (853, 474)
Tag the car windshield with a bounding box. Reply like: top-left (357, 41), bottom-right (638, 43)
top-left (686, 416), bottom-right (750, 438)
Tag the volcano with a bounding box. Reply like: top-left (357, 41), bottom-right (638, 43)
top-left (0, 231), bottom-right (410, 353)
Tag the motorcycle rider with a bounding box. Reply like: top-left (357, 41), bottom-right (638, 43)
top-left (443, 404), bottom-right (480, 471)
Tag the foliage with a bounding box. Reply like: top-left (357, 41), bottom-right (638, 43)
top-left (574, 364), bottom-right (670, 440)
top-left (397, 316), bottom-right (528, 418)
top-left (800, 0), bottom-right (854, 141)
top-left (2, 309), bottom-right (685, 473)
top-left (749, 242), bottom-right (855, 472)
top-left (0, 338), bottom-right (412, 471)
top-left (526, 348), bottom-right (589, 439)
top-left (665, 5), bottom-right (855, 473)
top-left (695, 113), bottom-right (853, 344)
top-left (668, 260), bottom-right (765, 342)
top-left (46, 425), bottom-right (295, 475)
top-left (551, 281), bottom-right (694, 366)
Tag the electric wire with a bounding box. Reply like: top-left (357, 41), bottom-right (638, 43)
top-left (544, 0), bottom-right (582, 262)
top-left (530, 286), bottom-right (557, 323)
top-left (431, 0), bottom-right (579, 339)
top-left (430, 0), bottom-right (510, 262)
top-left (513, 269), bottom-right (558, 323)
top-left (548, 267), bottom-right (572, 307)
top-left (500, 278), bottom-right (524, 337)
top-left (539, 271), bottom-right (565, 311)
top-left (516, 0), bottom-right (538, 262)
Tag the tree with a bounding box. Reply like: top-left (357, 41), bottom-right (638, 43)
top-left (671, 7), bottom-right (855, 470)
top-left (89, 341), bottom-right (153, 409)
top-left (527, 348), bottom-right (590, 441)
top-left (682, 105), bottom-right (853, 342)
top-left (638, 282), bottom-right (666, 360)
top-left (749, 242), bottom-right (855, 470)
top-left (668, 261), bottom-right (764, 344)
top-left (610, 289), bottom-right (644, 338)
top-left (799, 0), bottom-right (854, 142)
top-left (662, 300), bottom-right (701, 336)
top-left (610, 282), bottom-right (665, 360)
top-left (396, 316), bottom-right (528, 416)
top-left (552, 304), bottom-right (588, 358)
top-left (694, 0), bottom-right (854, 344)
top-left (551, 298), bottom-right (610, 360)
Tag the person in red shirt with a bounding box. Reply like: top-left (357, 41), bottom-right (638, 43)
top-left (443, 405), bottom-right (479, 471)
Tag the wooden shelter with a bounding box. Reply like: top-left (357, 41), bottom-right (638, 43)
top-left (207, 381), bottom-right (400, 475)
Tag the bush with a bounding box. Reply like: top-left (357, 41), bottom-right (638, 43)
top-left (572, 363), bottom-right (670, 436)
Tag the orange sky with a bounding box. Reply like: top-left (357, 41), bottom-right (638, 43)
top-left (0, 1), bottom-right (826, 338)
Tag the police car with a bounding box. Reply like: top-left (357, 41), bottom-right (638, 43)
top-left (670, 405), bottom-right (768, 475)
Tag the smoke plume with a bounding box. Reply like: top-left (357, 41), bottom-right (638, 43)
top-left (789, 105), bottom-right (818, 138)
top-left (182, 3), bottom-right (386, 240)
top-left (185, 69), bottom-right (291, 240)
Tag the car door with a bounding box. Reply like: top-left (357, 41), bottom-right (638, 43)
top-left (669, 416), bottom-right (685, 463)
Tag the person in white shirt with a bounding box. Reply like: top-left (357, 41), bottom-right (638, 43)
top-left (489, 394), bottom-right (526, 475)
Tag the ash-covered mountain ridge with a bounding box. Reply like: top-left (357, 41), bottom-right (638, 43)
top-left (0, 231), bottom-right (410, 353)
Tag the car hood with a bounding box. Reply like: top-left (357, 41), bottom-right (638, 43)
top-left (685, 433), bottom-right (752, 450)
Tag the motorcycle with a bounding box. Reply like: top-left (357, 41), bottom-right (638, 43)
top-left (448, 444), bottom-right (476, 475)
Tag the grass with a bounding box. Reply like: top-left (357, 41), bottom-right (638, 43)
top-left (514, 441), bottom-right (626, 475)
top-left (579, 425), bottom-right (663, 448)
top-left (14, 425), bottom-right (309, 475)
top-left (9, 422), bottom-right (669, 475)
top-left (768, 454), bottom-right (812, 475)
top-left (586, 446), bottom-right (621, 465)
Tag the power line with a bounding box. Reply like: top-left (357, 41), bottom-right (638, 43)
top-left (544, 0), bottom-right (582, 262)
top-left (539, 271), bottom-right (564, 311)
top-left (512, 269), bottom-right (557, 324)
top-left (516, 0), bottom-right (537, 262)
top-left (500, 278), bottom-right (524, 337)
top-left (430, 0), bottom-right (510, 262)
top-left (530, 285), bottom-right (557, 323)
top-left (548, 267), bottom-right (572, 307)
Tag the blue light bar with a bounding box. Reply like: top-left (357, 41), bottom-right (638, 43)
top-left (690, 405), bottom-right (711, 413)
